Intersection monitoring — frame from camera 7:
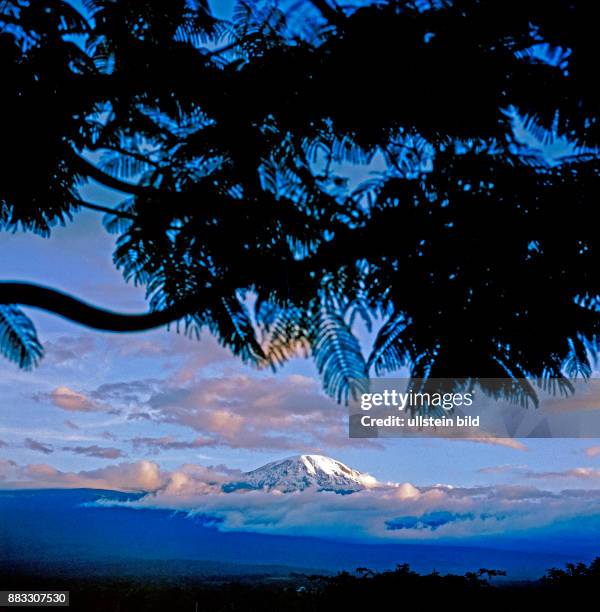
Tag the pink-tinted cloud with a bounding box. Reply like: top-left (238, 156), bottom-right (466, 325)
top-left (73, 372), bottom-right (375, 451)
top-left (585, 445), bottom-right (600, 458)
top-left (142, 373), bottom-right (376, 450)
top-left (0, 460), bottom-right (164, 492)
top-left (462, 437), bottom-right (528, 451)
top-left (37, 386), bottom-right (107, 412)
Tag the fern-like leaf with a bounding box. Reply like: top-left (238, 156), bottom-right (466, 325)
top-left (309, 305), bottom-right (368, 403)
top-left (98, 150), bottom-right (152, 180)
top-left (367, 312), bottom-right (408, 375)
top-left (204, 295), bottom-right (266, 365)
top-left (0, 305), bottom-right (44, 369)
top-left (563, 337), bottom-right (592, 379)
top-left (258, 303), bottom-right (310, 367)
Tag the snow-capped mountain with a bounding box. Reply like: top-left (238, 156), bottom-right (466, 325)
top-left (223, 454), bottom-right (378, 494)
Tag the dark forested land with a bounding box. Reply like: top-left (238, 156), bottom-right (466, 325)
top-left (2, 558), bottom-right (599, 611)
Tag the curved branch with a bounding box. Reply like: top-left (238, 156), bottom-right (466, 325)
top-left (0, 282), bottom-right (189, 332)
top-left (86, 142), bottom-right (161, 169)
top-left (203, 40), bottom-right (240, 59)
top-left (74, 198), bottom-right (137, 220)
top-left (72, 153), bottom-right (157, 197)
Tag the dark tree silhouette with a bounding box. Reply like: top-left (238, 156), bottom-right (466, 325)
top-left (1, 0), bottom-right (599, 403)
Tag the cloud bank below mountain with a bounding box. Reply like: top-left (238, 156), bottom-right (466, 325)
top-left (4, 454), bottom-right (599, 547)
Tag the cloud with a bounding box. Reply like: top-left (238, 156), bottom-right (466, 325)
top-left (141, 373), bottom-right (377, 450)
top-left (36, 386), bottom-right (107, 413)
top-left (106, 332), bottom-right (232, 367)
top-left (130, 436), bottom-right (214, 454)
top-left (585, 446), bottom-right (600, 458)
top-left (0, 458), bottom-right (19, 481)
top-left (28, 356), bottom-right (381, 451)
top-left (1, 460), bottom-right (164, 492)
top-left (386, 511), bottom-right (496, 531)
top-left (524, 467), bottom-right (600, 480)
top-left (62, 445), bottom-right (127, 459)
top-left (42, 335), bottom-right (96, 366)
top-left (120, 471), bottom-right (600, 542)
top-left (478, 464), bottom-right (524, 475)
top-left (477, 464), bottom-right (600, 482)
top-left (463, 438), bottom-right (528, 451)
top-left (4, 456), bottom-right (600, 544)
top-left (68, 372), bottom-right (369, 451)
top-left (24, 438), bottom-right (53, 455)
top-left (90, 380), bottom-right (160, 405)
top-left (0, 439), bottom-right (7, 448)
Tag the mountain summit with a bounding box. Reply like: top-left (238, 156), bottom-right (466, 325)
top-left (224, 454), bottom-right (377, 494)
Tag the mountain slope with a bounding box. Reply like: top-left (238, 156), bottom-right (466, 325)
top-left (224, 454), bottom-right (378, 494)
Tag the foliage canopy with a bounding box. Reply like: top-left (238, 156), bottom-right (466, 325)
top-left (1, 0), bottom-right (599, 404)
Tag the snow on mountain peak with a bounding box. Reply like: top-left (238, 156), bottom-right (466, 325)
top-left (223, 454), bottom-right (378, 494)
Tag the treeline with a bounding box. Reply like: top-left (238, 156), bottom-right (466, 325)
top-left (3, 558), bottom-right (599, 611)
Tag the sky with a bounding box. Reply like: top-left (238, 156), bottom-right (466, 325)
top-left (2, 0), bottom-right (600, 550)
top-left (1, 179), bottom-right (599, 489)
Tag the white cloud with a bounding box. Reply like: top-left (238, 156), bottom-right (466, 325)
top-left (4, 456), bottom-right (600, 544)
top-left (125, 474), bottom-right (600, 542)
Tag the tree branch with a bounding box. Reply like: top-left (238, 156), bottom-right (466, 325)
top-left (74, 198), bottom-right (137, 220)
top-left (72, 153), bottom-right (158, 197)
top-left (0, 282), bottom-right (189, 332)
top-left (86, 143), bottom-right (161, 169)
top-left (203, 39), bottom-right (241, 59)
